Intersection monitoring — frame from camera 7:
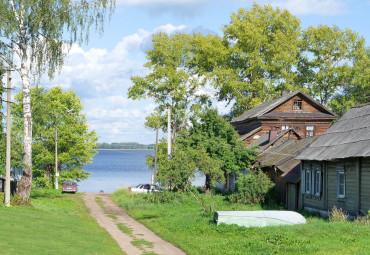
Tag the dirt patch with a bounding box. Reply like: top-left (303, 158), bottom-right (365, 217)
top-left (83, 193), bottom-right (186, 255)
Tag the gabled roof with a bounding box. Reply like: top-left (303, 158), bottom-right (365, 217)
top-left (231, 90), bottom-right (337, 123)
top-left (297, 103), bottom-right (370, 161)
top-left (250, 129), bottom-right (302, 153)
top-left (238, 126), bottom-right (262, 141)
top-left (256, 136), bottom-right (319, 172)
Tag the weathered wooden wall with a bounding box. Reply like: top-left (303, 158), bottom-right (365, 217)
top-left (361, 157), bottom-right (370, 213)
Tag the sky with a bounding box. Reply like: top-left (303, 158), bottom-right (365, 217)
top-left (6, 0), bottom-right (370, 144)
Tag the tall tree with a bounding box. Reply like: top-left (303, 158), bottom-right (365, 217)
top-left (12, 86), bottom-right (98, 188)
top-left (297, 25), bottom-right (365, 106)
top-left (193, 4), bottom-right (302, 117)
top-left (128, 32), bottom-right (209, 145)
top-left (329, 47), bottom-right (370, 116)
top-left (0, 0), bottom-right (115, 201)
top-left (185, 109), bottom-right (259, 194)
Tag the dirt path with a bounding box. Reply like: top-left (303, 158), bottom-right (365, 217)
top-left (83, 193), bottom-right (186, 255)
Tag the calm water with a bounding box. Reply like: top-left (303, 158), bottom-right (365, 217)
top-left (79, 150), bottom-right (154, 193)
top-left (79, 149), bottom-right (205, 193)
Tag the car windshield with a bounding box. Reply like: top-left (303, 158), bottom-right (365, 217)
top-left (135, 184), bottom-right (143, 188)
top-left (64, 182), bottom-right (75, 186)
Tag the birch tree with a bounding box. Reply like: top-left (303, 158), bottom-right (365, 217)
top-left (0, 0), bottom-right (115, 201)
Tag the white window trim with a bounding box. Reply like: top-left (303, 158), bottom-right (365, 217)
top-left (315, 170), bottom-right (321, 197)
top-left (337, 171), bottom-right (346, 199)
top-left (282, 125), bottom-right (289, 130)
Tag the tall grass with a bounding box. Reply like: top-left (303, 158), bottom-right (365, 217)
top-left (112, 189), bottom-right (370, 255)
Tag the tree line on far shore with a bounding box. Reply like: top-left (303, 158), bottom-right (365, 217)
top-left (95, 142), bottom-right (155, 150)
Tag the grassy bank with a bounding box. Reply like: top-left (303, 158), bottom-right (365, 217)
top-left (112, 189), bottom-right (370, 255)
top-left (0, 190), bottom-right (123, 255)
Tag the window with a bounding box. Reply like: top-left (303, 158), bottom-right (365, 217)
top-left (293, 100), bottom-right (302, 110)
top-left (282, 125), bottom-right (289, 130)
top-left (337, 171), bottom-right (345, 199)
top-left (306, 125), bottom-right (314, 137)
top-left (315, 171), bottom-right (321, 196)
top-left (302, 163), bottom-right (322, 197)
top-left (305, 170), bottom-right (311, 194)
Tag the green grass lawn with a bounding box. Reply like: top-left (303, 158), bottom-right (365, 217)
top-left (112, 189), bottom-right (370, 255)
top-left (0, 190), bottom-right (123, 255)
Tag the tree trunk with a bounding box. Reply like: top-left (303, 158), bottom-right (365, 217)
top-left (205, 174), bottom-right (211, 195)
top-left (17, 63), bottom-right (33, 202)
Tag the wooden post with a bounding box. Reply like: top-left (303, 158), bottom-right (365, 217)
top-left (5, 70), bottom-right (12, 206)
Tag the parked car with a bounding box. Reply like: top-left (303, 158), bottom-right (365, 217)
top-left (130, 184), bottom-right (162, 193)
top-left (62, 181), bottom-right (78, 194)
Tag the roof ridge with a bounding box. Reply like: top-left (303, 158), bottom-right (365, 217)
top-left (351, 102), bottom-right (370, 108)
top-left (325, 124), bottom-right (370, 134)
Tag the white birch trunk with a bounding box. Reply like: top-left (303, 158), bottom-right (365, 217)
top-left (17, 59), bottom-right (33, 201)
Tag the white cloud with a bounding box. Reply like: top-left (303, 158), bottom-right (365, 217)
top-left (41, 24), bottom-right (189, 144)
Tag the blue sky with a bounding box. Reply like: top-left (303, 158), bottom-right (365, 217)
top-left (11, 0), bottom-right (370, 144)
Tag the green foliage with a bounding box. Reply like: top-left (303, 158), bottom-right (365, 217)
top-left (0, 0), bottom-right (115, 78)
top-left (11, 86), bottom-right (98, 187)
top-left (297, 25), bottom-right (365, 106)
top-left (128, 32), bottom-right (210, 141)
top-left (230, 170), bottom-right (274, 204)
top-left (193, 4), bottom-right (302, 116)
top-left (328, 47), bottom-right (370, 116)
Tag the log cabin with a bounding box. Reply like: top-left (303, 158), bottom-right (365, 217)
top-left (231, 91), bottom-right (337, 145)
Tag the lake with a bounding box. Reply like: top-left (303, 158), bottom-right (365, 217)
top-left (79, 149), bottom-right (205, 193)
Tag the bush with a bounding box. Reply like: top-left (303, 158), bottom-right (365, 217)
top-left (0, 192), bottom-right (31, 206)
top-left (329, 206), bottom-right (348, 222)
top-left (230, 170), bottom-right (274, 204)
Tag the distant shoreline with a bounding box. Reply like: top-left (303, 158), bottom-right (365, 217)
top-left (95, 148), bottom-right (153, 151)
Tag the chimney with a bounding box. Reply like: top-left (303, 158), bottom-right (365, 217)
top-left (269, 130), bottom-right (278, 142)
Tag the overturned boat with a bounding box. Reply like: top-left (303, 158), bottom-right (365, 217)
top-left (214, 211), bottom-right (306, 228)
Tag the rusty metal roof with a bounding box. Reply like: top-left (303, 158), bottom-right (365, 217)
top-left (297, 103), bottom-right (370, 161)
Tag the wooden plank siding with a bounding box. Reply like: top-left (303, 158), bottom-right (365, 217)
top-left (327, 160), bottom-right (358, 214)
top-left (361, 157), bottom-right (370, 213)
top-left (270, 95), bottom-right (323, 114)
top-left (301, 161), bottom-right (326, 210)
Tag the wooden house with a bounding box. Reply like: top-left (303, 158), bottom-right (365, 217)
top-left (297, 103), bottom-right (370, 216)
top-left (254, 135), bottom-right (318, 210)
top-left (231, 91), bottom-right (337, 146)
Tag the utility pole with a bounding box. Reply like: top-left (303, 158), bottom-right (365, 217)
top-left (153, 126), bottom-right (159, 185)
top-left (54, 122), bottom-right (58, 189)
top-left (167, 107), bottom-right (171, 157)
top-left (5, 70), bottom-right (12, 207)
top-left (54, 108), bottom-right (73, 190)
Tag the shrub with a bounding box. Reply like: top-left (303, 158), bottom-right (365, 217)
top-left (329, 206), bottom-right (348, 222)
top-left (230, 170), bottom-right (274, 204)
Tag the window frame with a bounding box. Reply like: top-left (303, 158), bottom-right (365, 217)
top-left (337, 171), bottom-right (346, 199)
top-left (305, 170), bottom-right (311, 194)
top-left (306, 125), bottom-right (314, 137)
top-left (293, 100), bottom-right (302, 110)
top-left (315, 170), bottom-right (321, 197)
top-left (281, 124), bottom-right (290, 130)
